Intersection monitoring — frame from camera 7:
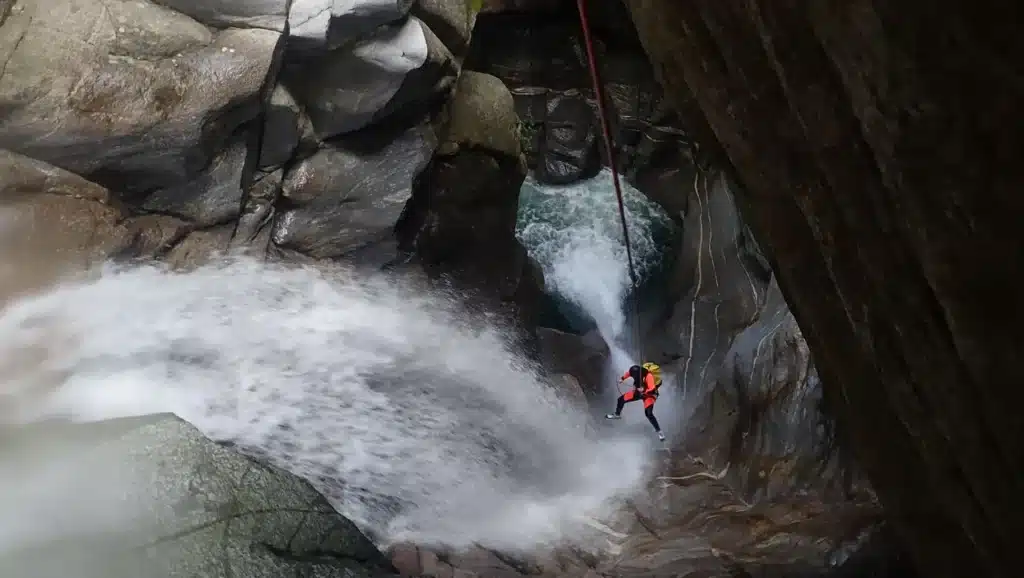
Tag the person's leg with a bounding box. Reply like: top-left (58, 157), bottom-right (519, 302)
top-left (617, 390), bottom-right (637, 415)
top-left (643, 396), bottom-right (664, 440)
top-left (606, 390), bottom-right (636, 419)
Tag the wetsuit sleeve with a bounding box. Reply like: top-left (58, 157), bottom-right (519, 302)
top-left (621, 370), bottom-right (631, 381)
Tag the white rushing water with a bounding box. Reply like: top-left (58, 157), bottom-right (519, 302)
top-left (0, 257), bottom-right (655, 552)
top-left (516, 168), bottom-right (673, 370)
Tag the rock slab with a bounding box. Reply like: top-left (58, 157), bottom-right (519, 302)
top-left (0, 414), bottom-right (398, 578)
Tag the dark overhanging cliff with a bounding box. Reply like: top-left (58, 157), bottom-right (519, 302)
top-left (623, 2), bottom-right (1024, 578)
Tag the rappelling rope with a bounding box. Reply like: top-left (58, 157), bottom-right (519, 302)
top-left (575, 0), bottom-right (644, 360)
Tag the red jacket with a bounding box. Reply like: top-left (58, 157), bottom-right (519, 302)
top-left (622, 370), bottom-right (657, 395)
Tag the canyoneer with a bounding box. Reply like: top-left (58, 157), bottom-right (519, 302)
top-left (605, 362), bottom-right (665, 441)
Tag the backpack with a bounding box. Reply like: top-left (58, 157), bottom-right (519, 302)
top-left (642, 362), bottom-right (663, 388)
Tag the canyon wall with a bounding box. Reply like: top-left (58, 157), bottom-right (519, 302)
top-left (625, 2), bottom-right (1024, 577)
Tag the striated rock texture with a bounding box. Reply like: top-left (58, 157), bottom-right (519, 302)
top-left (389, 541), bottom-right (601, 578)
top-left (0, 0), bottom-right (543, 326)
top-left (625, 1), bottom-right (1024, 577)
top-left (642, 169), bottom-right (864, 502)
top-left (385, 459), bottom-right (886, 578)
top-left (589, 166), bottom-right (881, 577)
top-left (0, 414), bottom-right (399, 578)
top-left (465, 1), bottom-right (693, 217)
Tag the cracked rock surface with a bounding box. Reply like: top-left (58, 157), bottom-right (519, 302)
top-left (0, 414), bottom-right (400, 578)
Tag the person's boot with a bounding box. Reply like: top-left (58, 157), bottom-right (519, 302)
top-left (605, 413), bottom-right (621, 420)
top-left (657, 430), bottom-right (665, 441)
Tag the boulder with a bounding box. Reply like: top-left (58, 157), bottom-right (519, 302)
top-left (550, 373), bottom-right (590, 413)
top-left (271, 121), bottom-right (436, 261)
top-left (536, 327), bottom-right (609, 400)
top-left (141, 133), bottom-right (251, 227)
top-left (0, 147), bottom-right (232, 291)
top-left (396, 72), bottom-right (545, 331)
top-left (151, 0), bottom-right (290, 31)
top-left (113, 213), bottom-right (194, 261)
top-left (282, 16), bottom-right (457, 140)
top-left (411, 0), bottom-right (477, 61)
top-left (398, 149), bottom-right (537, 284)
top-left (445, 71), bottom-right (521, 157)
top-left (533, 90), bottom-right (600, 185)
top-left (0, 0), bottom-right (282, 198)
top-left (0, 149), bottom-right (115, 206)
top-left (0, 414), bottom-right (399, 578)
top-left (164, 226), bottom-right (236, 270)
top-left (0, 150), bottom-right (193, 302)
top-left (288, 0), bottom-right (415, 51)
top-left (0, 150), bottom-right (124, 301)
top-left (624, 110), bottom-right (695, 218)
top-left (625, 1), bottom-right (1024, 577)
top-left (464, 7), bottom-right (694, 198)
top-left (258, 85), bottom-right (319, 170)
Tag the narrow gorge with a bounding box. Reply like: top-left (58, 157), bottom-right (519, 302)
top-left (1, 1), bottom-right (1017, 577)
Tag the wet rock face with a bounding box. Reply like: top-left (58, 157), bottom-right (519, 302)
top-left (388, 542), bottom-right (599, 578)
top-left (638, 168), bottom-right (847, 499)
top-left (680, 273), bottom-right (861, 503)
top-left (387, 470), bottom-right (890, 578)
top-left (281, 15), bottom-right (457, 140)
top-left (615, 462), bottom-right (883, 578)
top-left (273, 122), bottom-right (437, 262)
top-left (0, 0), bottom-right (544, 327)
top-left (396, 71), bottom-right (546, 330)
top-left (625, 1), bottom-right (1024, 577)
top-left (412, 0), bottom-right (477, 62)
top-left (628, 165), bottom-right (877, 552)
top-left (464, 3), bottom-right (693, 216)
top-left (535, 327), bottom-right (609, 401)
top-left (0, 414), bottom-right (399, 578)
top-left (0, 149), bottom-right (193, 302)
top-left (150, 0), bottom-right (291, 30)
top-left (0, 1), bottom-right (278, 204)
top-left (287, 0), bottom-right (415, 51)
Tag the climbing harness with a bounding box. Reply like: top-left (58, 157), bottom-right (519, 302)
top-left (575, 0), bottom-right (644, 358)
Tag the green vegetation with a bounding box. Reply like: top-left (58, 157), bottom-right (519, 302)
top-left (464, 0), bottom-right (484, 23)
top-left (516, 120), bottom-right (541, 152)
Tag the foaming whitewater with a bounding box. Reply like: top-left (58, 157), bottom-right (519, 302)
top-left (516, 168), bottom-right (672, 366)
top-left (0, 257), bottom-right (654, 551)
